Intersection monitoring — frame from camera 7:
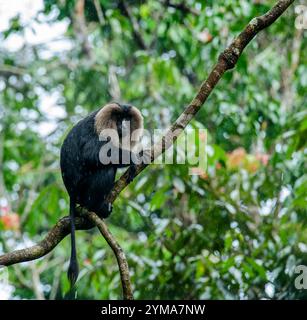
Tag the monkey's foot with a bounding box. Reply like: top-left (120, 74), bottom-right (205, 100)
top-left (127, 164), bottom-right (136, 183)
top-left (98, 202), bottom-right (113, 218)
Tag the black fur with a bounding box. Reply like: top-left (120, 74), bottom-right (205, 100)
top-left (60, 107), bottom-right (137, 288)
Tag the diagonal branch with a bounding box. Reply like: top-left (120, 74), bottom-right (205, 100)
top-left (106, 0), bottom-right (296, 202)
top-left (85, 211), bottom-right (133, 300)
top-left (0, 0), bottom-right (295, 290)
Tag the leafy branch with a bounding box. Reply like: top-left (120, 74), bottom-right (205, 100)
top-left (0, 0), bottom-right (295, 300)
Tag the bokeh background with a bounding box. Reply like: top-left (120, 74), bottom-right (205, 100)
top-left (0, 0), bottom-right (306, 299)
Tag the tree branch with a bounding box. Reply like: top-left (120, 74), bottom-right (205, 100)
top-left (74, 0), bottom-right (93, 59)
top-left (0, 0), bottom-right (295, 298)
top-left (85, 211), bottom-right (133, 300)
top-left (0, 216), bottom-right (93, 266)
top-left (93, 0), bottom-right (105, 25)
top-left (119, 0), bottom-right (148, 50)
top-left (0, 65), bottom-right (26, 77)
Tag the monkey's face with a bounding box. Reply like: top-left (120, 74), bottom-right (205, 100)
top-left (116, 118), bottom-right (130, 138)
top-left (115, 104), bottom-right (133, 139)
top-left (95, 102), bottom-right (143, 150)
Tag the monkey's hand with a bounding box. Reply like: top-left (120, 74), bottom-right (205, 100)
top-left (127, 164), bottom-right (136, 183)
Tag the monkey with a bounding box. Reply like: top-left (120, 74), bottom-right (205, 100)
top-left (60, 102), bottom-right (143, 287)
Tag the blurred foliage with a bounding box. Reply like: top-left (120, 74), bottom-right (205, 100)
top-left (0, 0), bottom-right (306, 300)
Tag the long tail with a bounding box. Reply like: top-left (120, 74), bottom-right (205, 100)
top-left (67, 199), bottom-right (79, 288)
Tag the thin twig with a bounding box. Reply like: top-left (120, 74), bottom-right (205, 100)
top-left (120, 0), bottom-right (148, 50)
top-left (93, 0), bottom-right (105, 25)
top-left (281, 27), bottom-right (303, 111)
top-left (162, 0), bottom-right (200, 16)
top-left (30, 262), bottom-right (45, 300)
top-left (0, 65), bottom-right (27, 76)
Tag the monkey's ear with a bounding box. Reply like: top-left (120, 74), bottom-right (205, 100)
top-left (130, 106), bottom-right (143, 131)
top-left (94, 103), bottom-right (121, 134)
